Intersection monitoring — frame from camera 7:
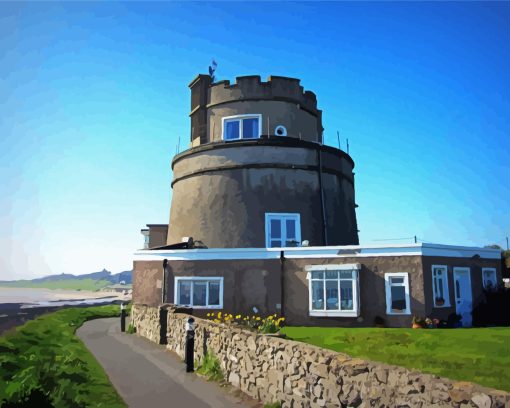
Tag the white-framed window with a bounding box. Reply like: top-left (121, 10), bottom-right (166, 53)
top-left (265, 213), bottom-right (301, 247)
top-left (174, 277), bottom-right (223, 309)
top-left (482, 268), bottom-right (497, 290)
top-left (222, 114), bottom-right (262, 140)
top-left (385, 272), bottom-right (411, 315)
top-left (306, 264), bottom-right (361, 317)
top-left (432, 265), bottom-right (451, 307)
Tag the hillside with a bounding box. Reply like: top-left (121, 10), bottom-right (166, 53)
top-left (0, 269), bottom-right (132, 291)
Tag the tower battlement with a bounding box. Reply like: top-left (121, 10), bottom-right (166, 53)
top-left (188, 73), bottom-right (323, 145)
top-left (207, 75), bottom-right (318, 113)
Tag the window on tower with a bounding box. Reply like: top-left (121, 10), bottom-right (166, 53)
top-left (265, 213), bottom-right (301, 247)
top-left (222, 114), bottom-right (261, 140)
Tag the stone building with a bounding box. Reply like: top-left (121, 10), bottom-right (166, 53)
top-left (134, 74), bottom-right (502, 328)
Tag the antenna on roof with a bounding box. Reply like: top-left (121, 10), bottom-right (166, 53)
top-left (336, 130), bottom-right (341, 150)
top-left (346, 138), bottom-right (350, 154)
top-left (208, 59), bottom-right (217, 83)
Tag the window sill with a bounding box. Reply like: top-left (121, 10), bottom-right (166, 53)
top-left (386, 311), bottom-right (411, 315)
top-left (176, 305), bottom-right (222, 309)
top-left (309, 310), bottom-right (359, 317)
top-left (433, 304), bottom-right (451, 308)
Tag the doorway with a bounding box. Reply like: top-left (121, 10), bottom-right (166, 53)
top-left (453, 267), bottom-right (472, 327)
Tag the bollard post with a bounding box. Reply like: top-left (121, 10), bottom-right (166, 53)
top-left (185, 317), bottom-right (195, 372)
top-left (120, 303), bottom-right (126, 332)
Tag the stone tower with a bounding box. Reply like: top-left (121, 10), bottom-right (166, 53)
top-left (167, 74), bottom-right (359, 248)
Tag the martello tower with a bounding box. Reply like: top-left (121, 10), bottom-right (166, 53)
top-left (167, 74), bottom-right (359, 248)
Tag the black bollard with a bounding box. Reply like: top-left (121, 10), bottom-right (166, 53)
top-left (185, 317), bottom-right (195, 372)
top-left (120, 303), bottom-right (126, 332)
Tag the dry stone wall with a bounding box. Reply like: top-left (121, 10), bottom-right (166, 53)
top-left (131, 304), bottom-right (164, 344)
top-left (132, 304), bottom-right (510, 408)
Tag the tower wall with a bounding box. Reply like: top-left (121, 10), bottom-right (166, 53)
top-left (167, 139), bottom-right (358, 248)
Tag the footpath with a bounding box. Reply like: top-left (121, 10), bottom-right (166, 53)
top-left (77, 318), bottom-right (261, 408)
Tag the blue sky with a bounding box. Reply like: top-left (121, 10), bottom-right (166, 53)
top-left (1, 2), bottom-right (509, 279)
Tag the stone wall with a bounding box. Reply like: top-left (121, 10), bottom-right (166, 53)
top-left (132, 304), bottom-right (510, 408)
top-left (131, 304), bottom-right (164, 344)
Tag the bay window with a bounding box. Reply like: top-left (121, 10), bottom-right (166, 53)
top-left (307, 264), bottom-right (360, 317)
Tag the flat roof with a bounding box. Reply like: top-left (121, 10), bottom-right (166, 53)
top-left (133, 242), bottom-right (501, 262)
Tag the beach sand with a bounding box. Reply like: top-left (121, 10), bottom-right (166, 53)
top-left (0, 287), bottom-right (131, 335)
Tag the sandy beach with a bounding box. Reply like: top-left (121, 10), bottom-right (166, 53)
top-left (0, 287), bottom-right (131, 335)
top-left (0, 287), bottom-right (131, 306)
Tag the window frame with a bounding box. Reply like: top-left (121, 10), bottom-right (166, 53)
top-left (265, 213), bottom-right (301, 248)
top-left (222, 114), bottom-right (262, 141)
top-left (431, 264), bottom-right (451, 308)
top-left (306, 264), bottom-right (361, 317)
top-left (384, 272), bottom-right (411, 315)
top-left (174, 276), bottom-right (224, 309)
top-left (482, 267), bottom-right (497, 290)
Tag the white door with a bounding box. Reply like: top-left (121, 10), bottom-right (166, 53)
top-left (453, 268), bottom-right (472, 327)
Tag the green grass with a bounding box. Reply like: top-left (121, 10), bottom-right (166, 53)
top-left (196, 352), bottom-right (224, 382)
top-left (0, 305), bottom-right (126, 407)
top-left (0, 278), bottom-right (112, 291)
top-left (264, 402), bottom-right (282, 408)
top-left (282, 326), bottom-right (510, 392)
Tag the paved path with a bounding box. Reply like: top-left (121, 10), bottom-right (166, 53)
top-left (77, 318), bottom-right (259, 408)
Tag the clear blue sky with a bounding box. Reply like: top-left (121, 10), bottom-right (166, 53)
top-left (1, 2), bottom-right (509, 279)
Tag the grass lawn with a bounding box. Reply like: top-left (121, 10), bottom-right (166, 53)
top-left (0, 305), bottom-right (126, 407)
top-left (0, 278), bottom-right (111, 291)
top-left (282, 326), bottom-right (510, 392)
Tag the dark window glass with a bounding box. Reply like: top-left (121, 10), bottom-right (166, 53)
top-left (325, 281), bottom-right (338, 310)
top-left (208, 282), bottom-right (220, 305)
top-left (242, 118), bottom-right (259, 139)
top-left (270, 219), bottom-right (281, 239)
top-left (391, 286), bottom-right (406, 311)
top-left (193, 282), bottom-right (207, 306)
top-left (178, 281), bottom-right (191, 305)
top-left (225, 121), bottom-right (240, 140)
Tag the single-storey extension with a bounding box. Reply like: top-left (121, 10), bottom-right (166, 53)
top-left (133, 242), bottom-right (501, 328)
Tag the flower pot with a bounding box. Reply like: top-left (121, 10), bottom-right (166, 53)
top-left (412, 323), bottom-right (423, 329)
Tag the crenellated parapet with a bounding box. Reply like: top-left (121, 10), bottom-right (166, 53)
top-left (207, 75), bottom-right (319, 115)
top-left (188, 73), bottom-right (323, 145)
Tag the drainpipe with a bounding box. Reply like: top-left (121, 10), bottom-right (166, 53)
top-left (317, 147), bottom-right (328, 246)
top-left (162, 259), bottom-right (168, 304)
top-left (280, 250), bottom-right (285, 317)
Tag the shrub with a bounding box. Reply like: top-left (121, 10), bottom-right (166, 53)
top-left (473, 286), bottom-right (510, 326)
top-left (264, 402), bottom-right (282, 408)
top-left (373, 316), bottom-right (385, 328)
top-left (196, 353), bottom-right (224, 382)
top-left (127, 323), bottom-right (136, 334)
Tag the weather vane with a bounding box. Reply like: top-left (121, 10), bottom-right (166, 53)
top-left (208, 59), bottom-right (217, 83)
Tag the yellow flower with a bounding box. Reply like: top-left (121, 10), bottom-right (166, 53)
top-left (217, 312), bottom-right (221, 318)
top-left (236, 315), bottom-right (241, 319)
top-left (256, 317), bottom-right (261, 321)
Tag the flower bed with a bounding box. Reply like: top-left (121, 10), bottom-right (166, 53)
top-left (205, 312), bottom-right (285, 334)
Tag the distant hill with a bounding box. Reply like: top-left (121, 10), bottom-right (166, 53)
top-left (0, 269), bottom-right (132, 291)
